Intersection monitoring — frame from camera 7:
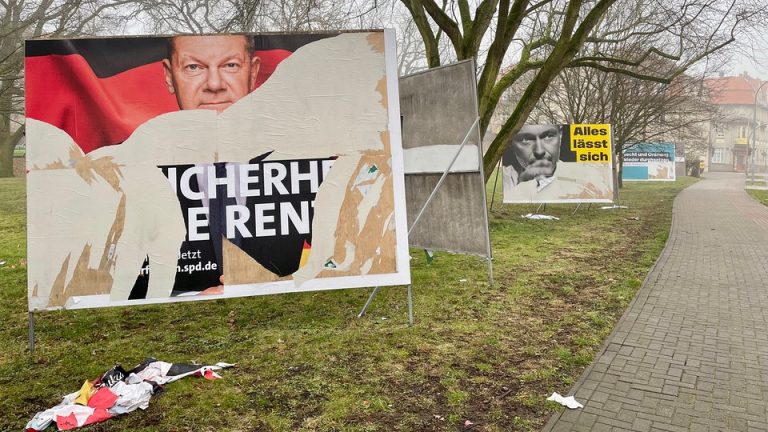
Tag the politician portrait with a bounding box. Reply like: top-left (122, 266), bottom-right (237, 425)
top-left (502, 123), bottom-right (614, 203)
top-left (25, 31), bottom-right (407, 311)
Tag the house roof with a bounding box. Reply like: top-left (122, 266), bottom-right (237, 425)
top-left (705, 74), bottom-right (768, 106)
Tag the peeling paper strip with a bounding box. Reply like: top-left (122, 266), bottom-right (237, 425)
top-left (403, 144), bottom-right (480, 174)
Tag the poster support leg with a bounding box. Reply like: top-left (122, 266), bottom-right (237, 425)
top-left (572, 203), bottom-right (582, 215)
top-left (475, 124), bottom-right (494, 287)
top-left (407, 285), bottom-right (414, 326)
top-left (489, 160), bottom-right (502, 212)
top-left (358, 117), bottom-right (482, 322)
top-left (358, 286), bottom-right (381, 318)
top-left (28, 312), bottom-right (35, 354)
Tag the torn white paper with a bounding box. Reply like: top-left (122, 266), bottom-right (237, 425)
top-left (547, 392), bottom-right (583, 409)
top-left (521, 213), bottom-right (560, 220)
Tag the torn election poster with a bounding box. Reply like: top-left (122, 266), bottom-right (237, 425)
top-left (25, 359), bottom-right (235, 431)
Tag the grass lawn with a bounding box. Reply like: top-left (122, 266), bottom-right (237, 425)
top-left (746, 188), bottom-right (768, 206)
top-left (0, 175), bottom-right (696, 431)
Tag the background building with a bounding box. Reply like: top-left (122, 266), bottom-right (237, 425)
top-left (705, 73), bottom-right (768, 173)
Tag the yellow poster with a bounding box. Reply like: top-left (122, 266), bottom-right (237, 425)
top-left (570, 124), bottom-right (611, 163)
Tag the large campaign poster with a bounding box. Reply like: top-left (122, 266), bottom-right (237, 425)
top-left (622, 142), bottom-right (676, 181)
top-left (502, 124), bottom-right (614, 204)
top-left (25, 31), bottom-right (410, 311)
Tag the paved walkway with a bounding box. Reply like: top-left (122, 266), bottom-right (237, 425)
top-left (544, 172), bottom-right (768, 432)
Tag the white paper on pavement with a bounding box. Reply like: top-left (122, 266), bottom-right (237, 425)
top-left (547, 392), bottom-right (584, 409)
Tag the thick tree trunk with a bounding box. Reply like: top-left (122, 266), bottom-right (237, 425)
top-left (482, 53), bottom-right (576, 180)
top-left (616, 144), bottom-right (623, 189)
top-left (0, 125), bottom-right (24, 178)
top-left (0, 138), bottom-right (13, 177)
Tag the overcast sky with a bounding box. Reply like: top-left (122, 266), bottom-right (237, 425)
top-left (729, 52), bottom-right (767, 80)
top-left (725, 33), bottom-right (768, 81)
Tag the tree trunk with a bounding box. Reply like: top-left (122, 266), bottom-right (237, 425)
top-left (0, 138), bottom-right (13, 177)
top-left (0, 125), bottom-right (24, 178)
top-left (617, 146), bottom-right (624, 189)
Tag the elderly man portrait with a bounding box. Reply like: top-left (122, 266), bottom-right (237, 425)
top-left (503, 124), bottom-right (562, 188)
top-left (131, 35), bottom-right (262, 298)
top-left (502, 123), bottom-right (613, 203)
top-left (163, 35), bottom-right (260, 112)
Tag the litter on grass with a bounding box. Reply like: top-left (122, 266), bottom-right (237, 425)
top-left (600, 205), bottom-right (628, 210)
top-left (546, 392), bottom-right (583, 409)
top-left (424, 249), bottom-right (434, 265)
top-left (522, 213), bottom-right (560, 220)
top-left (25, 359), bottom-right (235, 431)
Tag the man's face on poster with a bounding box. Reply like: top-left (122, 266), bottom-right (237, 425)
top-left (163, 35), bottom-right (260, 112)
top-left (510, 124), bottom-right (561, 182)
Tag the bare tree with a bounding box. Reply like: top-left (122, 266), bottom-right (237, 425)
top-left (399, 0), bottom-right (765, 180)
top-left (533, 65), bottom-right (716, 186)
top-left (0, 0), bottom-right (142, 177)
top-left (396, 12), bottom-right (433, 75)
top-left (137, 0), bottom-right (369, 33)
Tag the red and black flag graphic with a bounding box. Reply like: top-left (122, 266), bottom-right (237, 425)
top-left (25, 33), bottom-right (338, 154)
top-left (26, 33), bottom-right (342, 298)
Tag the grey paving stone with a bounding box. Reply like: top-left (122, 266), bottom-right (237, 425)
top-left (632, 417), bottom-right (653, 432)
top-left (543, 173), bottom-right (768, 432)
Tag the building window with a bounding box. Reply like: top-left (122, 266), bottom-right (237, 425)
top-left (712, 148), bottom-right (726, 164)
top-left (715, 124), bottom-right (724, 137)
top-left (739, 125), bottom-right (748, 138)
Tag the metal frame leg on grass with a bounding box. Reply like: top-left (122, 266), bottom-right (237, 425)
top-left (489, 160), bottom-right (502, 212)
top-left (358, 286), bottom-right (380, 318)
top-left (572, 203), bottom-right (582, 215)
top-left (358, 118), bottom-right (481, 324)
top-left (407, 285), bottom-right (414, 326)
top-left (358, 285), bottom-right (414, 326)
top-left (475, 122), bottom-right (494, 287)
top-left (28, 312), bottom-right (35, 354)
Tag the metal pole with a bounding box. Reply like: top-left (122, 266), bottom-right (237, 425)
top-left (465, 57), bottom-right (493, 287)
top-left (751, 81), bottom-right (767, 183)
top-left (358, 286), bottom-right (380, 317)
top-left (407, 285), bottom-right (414, 326)
top-left (361, 120), bottom-right (479, 320)
top-left (358, 118), bottom-right (481, 321)
top-left (489, 160), bottom-right (501, 212)
top-left (28, 312), bottom-right (35, 354)
top-left (707, 121), bottom-right (713, 174)
top-left (612, 130), bottom-right (620, 205)
top-left (357, 115), bottom-right (479, 322)
top-left (472, 120), bottom-right (494, 286)
top-left (409, 117), bottom-right (480, 234)
top-left (572, 203), bottom-right (582, 215)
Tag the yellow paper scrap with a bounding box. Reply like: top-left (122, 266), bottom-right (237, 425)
top-left (73, 380), bottom-right (95, 406)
